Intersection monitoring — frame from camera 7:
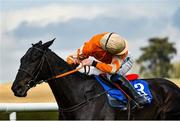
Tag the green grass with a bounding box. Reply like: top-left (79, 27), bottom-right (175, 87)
top-left (0, 111), bottom-right (58, 120)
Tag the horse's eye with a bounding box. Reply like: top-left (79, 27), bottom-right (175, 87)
top-left (32, 52), bottom-right (41, 62)
top-left (33, 53), bottom-right (38, 57)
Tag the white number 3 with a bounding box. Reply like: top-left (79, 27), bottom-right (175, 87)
top-left (134, 83), bottom-right (148, 96)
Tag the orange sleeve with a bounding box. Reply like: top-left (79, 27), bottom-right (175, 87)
top-left (79, 42), bottom-right (92, 59)
top-left (96, 56), bottom-right (122, 74)
top-left (96, 62), bottom-right (113, 73)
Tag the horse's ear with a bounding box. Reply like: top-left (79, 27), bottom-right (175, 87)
top-left (41, 38), bottom-right (55, 49)
top-left (32, 41), bottom-right (42, 47)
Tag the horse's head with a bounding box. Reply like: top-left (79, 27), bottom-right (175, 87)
top-left (11, 39), bottom-right (55, 97)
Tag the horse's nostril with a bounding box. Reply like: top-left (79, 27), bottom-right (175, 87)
top-left (12, 85), bottom-right (22, 92)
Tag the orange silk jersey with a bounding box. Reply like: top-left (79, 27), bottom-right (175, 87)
top-left (79, 32), bottom-right (128, 74)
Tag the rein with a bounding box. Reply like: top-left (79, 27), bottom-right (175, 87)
top-left (46, 64), bottom-right (84, 81)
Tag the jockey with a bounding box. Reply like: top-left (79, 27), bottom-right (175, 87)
top-left (66, 32), bottom-right (148, 106)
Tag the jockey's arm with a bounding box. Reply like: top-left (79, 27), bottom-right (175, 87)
top-left (94, 56), bottom-right (122, 74)
top-left (66, 43), bottom-right (91, 65)
top-left (93, 52), bottom-right (133, 75)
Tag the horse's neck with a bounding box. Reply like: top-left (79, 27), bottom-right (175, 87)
top-left (46, 51), bottom-right (91, 108)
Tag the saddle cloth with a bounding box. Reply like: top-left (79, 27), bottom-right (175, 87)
top-left (94, 74), bottom-right (153, 109)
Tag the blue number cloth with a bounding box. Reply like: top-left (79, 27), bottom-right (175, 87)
top-left (95, 75), bottom-right (153, 104)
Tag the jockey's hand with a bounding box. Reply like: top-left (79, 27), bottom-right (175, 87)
top-left (67, 56), bottom-right (79, 65)
top-left (81, 59), bottom-right (93, 66)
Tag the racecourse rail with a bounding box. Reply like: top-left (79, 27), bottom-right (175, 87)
top-left (0, 103), bottom-right (58, 121)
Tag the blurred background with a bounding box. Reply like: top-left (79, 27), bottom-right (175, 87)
top-left (0, 0), bottom-right (180, 119)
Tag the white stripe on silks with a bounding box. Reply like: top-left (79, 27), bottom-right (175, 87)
top-left (120, 70), bottom-right (125, 76)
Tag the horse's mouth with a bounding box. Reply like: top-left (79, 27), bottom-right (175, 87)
top-left (14, 91), bottom-right (27, 97)
top-left (12, 86), bottom-right (29, 97)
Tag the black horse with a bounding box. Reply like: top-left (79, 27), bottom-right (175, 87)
top-left (12, 40), bottom-right (180, 120)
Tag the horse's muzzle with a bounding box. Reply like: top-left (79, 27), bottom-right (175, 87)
top-left (11, 84), bottom-right (29, 97)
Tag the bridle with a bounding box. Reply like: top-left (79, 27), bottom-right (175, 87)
top-left (18, 47), bottom-right (47, 88)
top-left (18, 46), bottom-right (107, 112)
